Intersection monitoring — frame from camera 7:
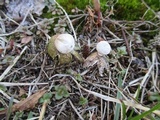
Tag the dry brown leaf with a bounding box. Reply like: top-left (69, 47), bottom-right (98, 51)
top-left (0, 40), bottom-right (15, 54)
top-left (83, 52), bottom-right (99, 68)
top-left (82, 44), bottom-right (90, 58)
top-left (97, 56), bottom-right (109, 76)
top-left (18, 87), bottom-right (27, 97)
top-left (9, 39), bottom-right (14, 50)
top-left (0, 47), bottom-right (4, 54)
top-left (87, 7), bottom-right (94, 17)
top-left (92, 0), bottom-right (103, 27)
top-left (83, 52), bottom-right (109, 76)
top-left (6, 0), bottom-right (45, 19)
top-left (92, 0), bottom-right (100, 13)
top-left (21, 36), bottom-right (33, 44)
top-left (0, 89), bottom-right (47, 115)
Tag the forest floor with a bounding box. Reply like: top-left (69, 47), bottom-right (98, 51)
top-left (0, 1), bottom-right (160, 120)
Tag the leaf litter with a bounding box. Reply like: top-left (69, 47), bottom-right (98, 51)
top-left (6, 0), bottom-right (45, 20)
top-left (0, 89), bottom-right (46, 115)
top-left (0, 0), bottom-right (160, 119)
top-left (83, 52), bottom-right (109, 76)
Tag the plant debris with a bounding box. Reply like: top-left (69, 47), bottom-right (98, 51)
top-left (0, 89), bottom-right (46, 115)
top-left (0, 0), bottom-right (160, 119)
top-left (6, 0), bottom-right (45, 19)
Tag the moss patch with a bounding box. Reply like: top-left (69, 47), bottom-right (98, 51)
top-left (56, 0), bottom-right (90, 12)
top-left (114, 0), bottom-right (160, 20)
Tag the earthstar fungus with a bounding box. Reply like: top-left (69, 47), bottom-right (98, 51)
top-left (96, 41), bottom-right (111, 56)
top-left (47, 33), bottom-right (75, 64)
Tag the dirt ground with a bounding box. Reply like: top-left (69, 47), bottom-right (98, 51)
top-left (0, 1), bottom-right (160, 120)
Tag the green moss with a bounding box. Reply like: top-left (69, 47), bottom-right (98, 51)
top-left (47, 35), bottom-right (58, 60)
top-left (114, 0), bottom-right (144, 20)
top-left (145, 0), bottom-right (160, 10)
top-left (42, 0), bottom-right (159, 21)
top-left (114, 0), bottom-right (160, 20)
top-left (56, 0), bottom-right (108, 13)
top-left (57, 0), bottom-right (90, 12)
top-left (99, 1), bottom-right (108, 13)
top-left (56, 0), bottom-right (159, 20)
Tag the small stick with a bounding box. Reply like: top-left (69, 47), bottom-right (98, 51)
top-left (54, 0), bottom-right (77, 42)
top-left (0, 82), bottom-right (48, 86)
top-left (0, 46), bottom-right (28, 81)
top-left (69, 99), bottom-right (84, 120)
top-left (122, 29), bottom-right (132, 57)
top-left (39, 100), bottom-right (48, 120)
top-left (0, 89), bottom-right (19, 103)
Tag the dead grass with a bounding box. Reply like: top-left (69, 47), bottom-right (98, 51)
top-left (0, 1), bottom-right (160, 120)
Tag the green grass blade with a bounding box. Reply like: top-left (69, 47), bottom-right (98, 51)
top-left (114, 74), bottom-right (123, 120)
top-left (6, 96), bottom-right (14, 120)
top-left (128, 86), bottom-right (141, 119)
top-left (131, 102), bottom-right (160, 120)
top-left (121, 100), bottom-right (127, 120)
top-left (114, 102), bottom-right (121, 120)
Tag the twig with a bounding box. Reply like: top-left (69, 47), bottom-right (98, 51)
top-left (0, 82), bottom-right (48, 86)
top-left (122, 58), bottom-right (133, 86)
top-left (0, 16), bottom-right (6, 33)
top-left (49, 74), bottom-right (160, 116)
top-left (124, 77), bottom-right (144, 89)
top-left (57, 101), bottom-right (67, 118)
top-left (1, 11), bottom-right (20, 26)
top-left (140, 52), bottom-right (156, 104)
top-left (5, 53), bottom-right (39, 78)
top-left (0, 37), bottom-right (8, 43)
top-left (28, 54), bottom-right (46, 96)
top-left (100, 90), bottom-right (103, 120)
top-left (70, 74), bottom-right (160, 116)
top-left (154, 53), bottom-right (159, 92)
top-left (27, 117), bottom-right (40, 120)
top-left (0, 46), bottom-right (28, 81)
top-left (122, 29), bottom-right (132, 57)
top-left (107, 71), bottom-right (112, 120)
top-left (39, 100), bottom-right (48, 120)
top-left (0, 89), bottom-right (19, 103)
top-left (0, 7), bottom-right (31, 37)
top-left (29, 13), bottom-right (51, 39)
top-left (140, 62), bottom-right (154, 89)
top-left (69, 99), bottom-right (84, 120)
top-left (54, 0), bottom-right (77, 42)
top-left (141, 0), bottom-right (157, 19)
top-left (104, 26), bottom-right (121, 39)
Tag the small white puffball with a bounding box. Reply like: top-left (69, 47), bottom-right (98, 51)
top-left (54, 34), bottom-right (75, 54)
top-left (96, 41), bottom-right (111, 56)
